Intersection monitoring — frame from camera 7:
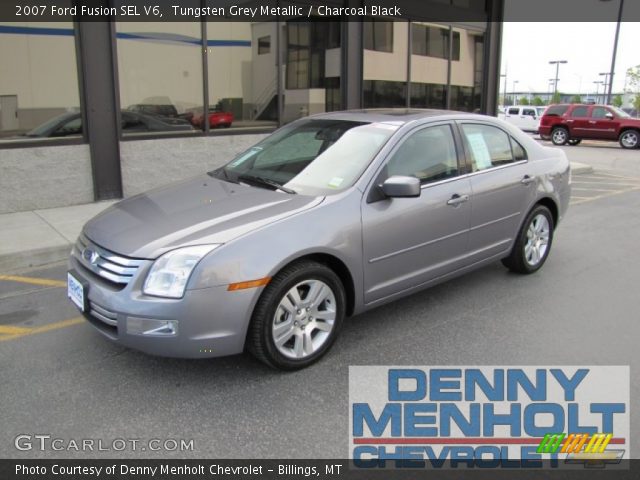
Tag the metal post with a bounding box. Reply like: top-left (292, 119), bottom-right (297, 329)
top-left (606, 0), bottom-right (624, 105)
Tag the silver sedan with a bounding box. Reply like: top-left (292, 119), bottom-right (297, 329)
top-left (67, 110), bottom-right (571, 369)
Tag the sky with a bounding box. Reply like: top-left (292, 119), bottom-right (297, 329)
top-left (501, 22), bottom-right (640, 96)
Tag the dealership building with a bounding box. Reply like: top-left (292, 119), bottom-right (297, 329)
top-left (0, 1), bottom-right (503, 214)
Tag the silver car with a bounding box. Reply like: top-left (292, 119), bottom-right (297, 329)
top-left (67, 110), bottom-right (571, 369)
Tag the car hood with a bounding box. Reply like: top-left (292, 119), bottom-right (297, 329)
top-left (83, 175), bottom-right (323, 259)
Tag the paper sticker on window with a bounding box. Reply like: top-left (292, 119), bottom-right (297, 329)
top-left (466, 132), bottom-right (492, 170)
top-left (230, 147), bottom-right (262, 167)
top-left (328, 177), bottom-right (344, 188)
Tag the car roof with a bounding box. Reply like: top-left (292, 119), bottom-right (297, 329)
top-left (307, 108), bottom-right (483, 125)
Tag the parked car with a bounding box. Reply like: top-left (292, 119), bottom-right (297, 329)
top-left (190, 105), bottom-right (234, 129)
top-left (68, 110), bottom-right (570, 369)
top-left (498, 105), bottom-right (545, 133)
top-left (23, 111), bottom-right (194, 138)
top-left (127, 104), bottom-right (194, 123)
top-left (539, 104), bottom-right (640, 149)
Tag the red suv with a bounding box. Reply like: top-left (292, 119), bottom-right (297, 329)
top-left (539, 104), bottom-right (640, 149)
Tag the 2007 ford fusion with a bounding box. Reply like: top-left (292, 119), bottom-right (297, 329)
top-left (68, 110), bottom-right (570, 369)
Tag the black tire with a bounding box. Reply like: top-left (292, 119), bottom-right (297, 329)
top-left (247, 260), bottom-right (346, 370)
top-left (568, 138), bottom-right (582, 146)
top-left (619, 129), bottom-right (639, 149)
top-left (502, 205), bottom-right (554, 274)
top-left (551, 127), bottom-right (569, 145)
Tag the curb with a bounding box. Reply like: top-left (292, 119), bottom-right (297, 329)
top-left (0, 244), bottom-right (72, 273)
top-left (570, 162), bottom-right (594, 175)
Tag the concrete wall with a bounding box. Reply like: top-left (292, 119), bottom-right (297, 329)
top-left (120, 134), bottom-right (269, 197)
top-left (0, 144), bottom-right (93, 214)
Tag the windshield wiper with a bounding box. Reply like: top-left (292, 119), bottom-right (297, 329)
top-left (237, 174), bottom-right (297, 194)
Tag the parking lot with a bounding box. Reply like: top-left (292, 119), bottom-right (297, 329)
top-left (1, 140), bottom-right (639, 459)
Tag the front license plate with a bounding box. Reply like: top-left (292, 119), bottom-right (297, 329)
top-left (67, 272), bottom-right (86, 312)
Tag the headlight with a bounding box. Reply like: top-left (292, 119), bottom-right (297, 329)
top-left (143, 245), bottom-right (220, 298)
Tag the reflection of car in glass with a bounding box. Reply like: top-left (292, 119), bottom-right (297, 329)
top-left (127, 104), bottom-right (194, 123)
top-left (23, 111), bottom-right (194, 138)
top-left (190, 105), bottom-right (234, 129)
top-left (68, 110), bottom-right (570, 370)
top-left (539, 104), bottom-right (640, 149)
top-left (498, 105), bottom-right (545, 133)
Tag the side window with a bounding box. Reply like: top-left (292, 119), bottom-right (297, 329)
top-left (508, 107), bottom-right (519, 115)
top-left (385, 124), bottom-right (459, 184)
top-left (591, 107), bottom-right (609, 118)
top-left (52, 117), bottom-right (82, 137)
top-left (461, 124), bottom-right (514, 172)
top-left (511, 137), bottom-right (528, 161)
top-left (570, 106), bottom-right (589, 117)
top-left (522, 108), bottom-right (536, 117)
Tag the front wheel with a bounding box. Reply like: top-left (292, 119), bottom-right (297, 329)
top-left (247, 261), bottom-right (345, 370)
top-left (619, 130), bottom-right (639, 149)
top-left (502, 205), bottom-right (554, 274)
top-left (551, 127), bottom-right (569, 145)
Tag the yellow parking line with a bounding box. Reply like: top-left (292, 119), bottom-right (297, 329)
top-left (0, 316), bottom-right (84, 342)
top-left (0, 325), bottom-right (33, 335)
top-left (0, 274), bottom-right (66, 288)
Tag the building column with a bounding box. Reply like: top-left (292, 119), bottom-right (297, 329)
top-left (342, 4), bottom-right (363, 110)
top-left (483, 0), bottom-right (504, 116)
top-left (76, 20), bottom-right (123, 201)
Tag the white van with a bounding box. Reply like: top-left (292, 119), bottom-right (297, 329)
top-left (498, 106), bottom-right (546, 133)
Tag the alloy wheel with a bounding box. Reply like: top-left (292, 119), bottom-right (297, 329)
top-left (524, 214), bottom-right (550, 267)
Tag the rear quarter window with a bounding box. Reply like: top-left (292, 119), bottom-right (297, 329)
top-left (544, 105), bottom-right (569, 116)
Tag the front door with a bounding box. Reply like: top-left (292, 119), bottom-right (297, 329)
top-left (0, 95), bottom-right (19, 131)
top-left (361, 123), bottom-right (472, 304)
top-left (587, 106), bottom-right (618, 140)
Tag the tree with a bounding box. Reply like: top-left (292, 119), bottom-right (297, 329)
top-left (551, 91), bottom-right (562, 104)
top-left (570, 95), bottom-right (582, 104)
top-left (532, 96), bottom-right (545, 106)
top-left (518, 97), bottom-right (530, 105)
top-left (634, 95), bottom-right (640, 116)
top-left (612, 95), bottom-right (623, 108)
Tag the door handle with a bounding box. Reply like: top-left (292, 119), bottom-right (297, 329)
top-left (447, 194), bottom-right (469, 206)
top-left (521, 175), bottom-right (535, 185)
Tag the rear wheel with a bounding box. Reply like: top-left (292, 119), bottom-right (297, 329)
top-left (568, 138), bottom-right (582, 146)
top-left (551, 127), bottom-right (569, 145)
top-left (619, 130), bottom-right (639, 149)
top-left (502, 205), bottom-right (554, 274)
top-left (247, 261), bottom-right (345, 370)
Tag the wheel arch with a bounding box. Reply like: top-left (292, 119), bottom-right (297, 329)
top-left (534, 197), bottom-right (559, 227)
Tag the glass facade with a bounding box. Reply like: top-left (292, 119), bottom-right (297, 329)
top-left (0, 18), bottom-right (81, 140)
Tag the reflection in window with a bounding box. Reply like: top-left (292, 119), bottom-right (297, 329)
top-left (412, 24), bottom-right (460, 61)
top-left (364, 21), bottom-right (393, 52)
top-left (116, 22), bottom-right (201, 135)
top-left (258, 36), bottom-right (270, 55)
top-left (461, 124), bottom-right (515, 171)
top-left (0, 18), bottom-right (81, 140)
top-left (410, 83), bottom-right (446, 109)
top-left (364, 80), bottom-right (407, 108)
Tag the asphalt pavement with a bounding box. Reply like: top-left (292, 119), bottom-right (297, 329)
top-left (1, 142), bottom-right (639, 459)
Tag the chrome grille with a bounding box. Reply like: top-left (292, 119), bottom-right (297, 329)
top-left (74, 234), bottom-right (144, 286)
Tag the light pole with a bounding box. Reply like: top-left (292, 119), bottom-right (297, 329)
top-left (512, 80), bottom-right (519, 105)
top-left (593, 81), bottom-right (604, 104)
top-left (548, 79), bottom-right (555, 104)
top-left (500, 73), bottom-right (507, 107)
top-left (549, 60), bottom-right (568, 98)
top-left (600, 0), bottom-right (624, 105)
top-left (600, 72), bottom-right (611, 103)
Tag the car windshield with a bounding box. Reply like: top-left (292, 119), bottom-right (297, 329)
top-left (213, 119), bottom-right (398, 195)
top-left (609, 106), bottom-right (631, 118)
top-left (25, 113), bottom-right (77, 137)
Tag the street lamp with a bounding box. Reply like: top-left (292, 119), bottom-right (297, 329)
top-left (593, 80), bottom-right (604, 104)
top-left (600, 0), bottom-right (624, 105)
top-left (549, 60), bottom-right (568, 97)
top-left (500, 73), bottom-right (507, 107)
top-left (512, 80), bottom-right (519, 105)
top-left (600, 72), bottom-right (610, 101)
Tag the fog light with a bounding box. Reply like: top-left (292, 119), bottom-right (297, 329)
top-left (127, 317), bottom-right (178, 336)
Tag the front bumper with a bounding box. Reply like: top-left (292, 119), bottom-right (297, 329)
top-left (68, 254), bottom-right (259, 359)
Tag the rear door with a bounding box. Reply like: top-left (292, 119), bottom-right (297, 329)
top-left (458, 122), bottom-right (535, 262)
top-left (565, 105), bottom-right (590, 137)
top-left (504, 107), bottom-right (523, 129)
top-left (521, 107), bottom-right (539, 132)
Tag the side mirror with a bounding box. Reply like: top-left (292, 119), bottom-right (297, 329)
top-left (382, 176), bottom-right (421, 198)
top-left (605, 112), bottom-right (614, 120)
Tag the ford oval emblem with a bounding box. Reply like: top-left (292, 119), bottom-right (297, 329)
top-left (82, 248), bottom-right (99, 265)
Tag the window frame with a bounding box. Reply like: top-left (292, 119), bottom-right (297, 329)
top-left (456, 121), bottom-right (528, 175)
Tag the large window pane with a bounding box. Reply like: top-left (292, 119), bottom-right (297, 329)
top-left (206, 22), bottom-right (276, 129)
top-left (363, 21), bottom-right (406, 108)
top-left (410, 23), bottom-right (448, 108)
top-left (116, 21), bottom-right (201, 136)
top-left (450, 28), bottom-right (484, 112)
top-left (0, 19), bottom-right (81, 140)
top-left (282, 21), bottom-right (342, 123)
